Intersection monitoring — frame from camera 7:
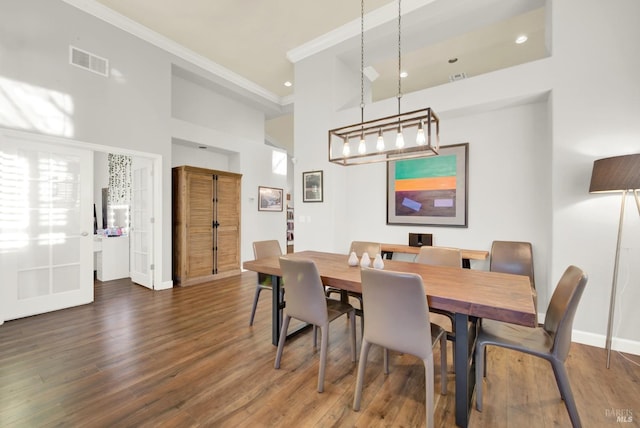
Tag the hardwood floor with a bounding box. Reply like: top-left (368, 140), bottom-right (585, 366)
top-left (1, 272), bottom-right (638, 427)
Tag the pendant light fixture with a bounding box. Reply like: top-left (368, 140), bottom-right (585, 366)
top-left (328, 0), bottom-right (440, 166)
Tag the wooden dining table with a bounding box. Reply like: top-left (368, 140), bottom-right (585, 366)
top-left (243, 251), bottom-right (536, 428)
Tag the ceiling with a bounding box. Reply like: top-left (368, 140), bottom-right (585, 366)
top-left (67, 0), bottom-right (547, 113)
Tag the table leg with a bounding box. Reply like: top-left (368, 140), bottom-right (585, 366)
top-left (454, 313), bottom-right (478, 427)
top-left (271, 274), bottom-right (283, 346)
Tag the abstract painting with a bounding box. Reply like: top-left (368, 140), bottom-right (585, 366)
top-left (387, 143), bottom-right (468, 227)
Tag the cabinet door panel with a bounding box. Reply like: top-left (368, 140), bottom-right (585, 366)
top-left (215, 174), bottom-right (240, 273)
top-left (187, 173), bottom-right (214, 278)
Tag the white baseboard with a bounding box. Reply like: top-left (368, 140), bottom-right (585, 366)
top-left (155, 280), bottom-right (174, 290)
top-left (572, 329), bottom-right (640, 356)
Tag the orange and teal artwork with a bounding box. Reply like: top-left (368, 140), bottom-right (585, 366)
top-left (387, 143), bottom-right (468, 227)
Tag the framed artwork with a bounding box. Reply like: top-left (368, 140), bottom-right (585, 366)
top-left (387, 143), bottom-right (468, 227)
top-left (303, 170), bottom-right (323, 202)
top-left (258, 186), bottom-right (283, 211)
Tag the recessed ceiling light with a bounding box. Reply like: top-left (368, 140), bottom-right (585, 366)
top-left (400, 71), bottom-right (408, 78)
top-left (448, 58), bottom-right (458, 64)
top-left (284, 81), bottom-right (292, 87)
top-left (515, 35), bottom-right (528, 44)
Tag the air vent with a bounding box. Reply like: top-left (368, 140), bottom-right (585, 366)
top-left (449, 72), bottom-right (467, 82)
top-left (69, 46), bottom-right (109, 77)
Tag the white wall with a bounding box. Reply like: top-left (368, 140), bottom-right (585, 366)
top-left (1, 0), bottom-right (173, 284)
top-left (170, 71), bottom-right (289, 258)
top-left (549, 0), bottom-right (640, 350)
top-left (172, 74), bottom-right (264, 143)
top-left (170, 118), bottom-right (288, 262)
top-left (293, 0), bottom-right (640, 354)
top-left (169, 71), bottom-right (288, 259)
top-left (0, 0), bottom-right (283, 289)
top-left (171, 143), bottom-right (231, 171)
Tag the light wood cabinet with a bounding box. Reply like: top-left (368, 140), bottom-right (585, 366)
top-left (172, 166), bottom-right (241, 286)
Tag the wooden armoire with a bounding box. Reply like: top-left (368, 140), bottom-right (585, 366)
top-left (172, 166), bottom-right (242, 286)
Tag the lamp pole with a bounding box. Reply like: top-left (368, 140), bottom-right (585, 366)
top-left (605, 190), bottom-right (628, 368)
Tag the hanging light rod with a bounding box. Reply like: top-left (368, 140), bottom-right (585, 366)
top-left (328, 0), bottom-right (440, 166)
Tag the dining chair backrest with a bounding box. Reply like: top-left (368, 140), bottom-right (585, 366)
top-left (544, 265), bottom-right (588, 361)
top-left (253, 240), bottom-right (283, 259)
top-left (415, 246), bottom-right (462, 267)
top-left (360, 267), bottom-right (431, 359)
top-left (490, 241), bottom-right (535, 288)
top-left (349, 241), bottom-right (381, 258)
top-left (278, 257), bottom-right (328, 326)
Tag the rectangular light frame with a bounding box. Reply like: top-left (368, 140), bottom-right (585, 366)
top-left (328, 107), bottom-right (440, 166)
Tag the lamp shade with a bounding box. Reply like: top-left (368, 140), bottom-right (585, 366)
top-left (589, 153), bottom-right (640, 193)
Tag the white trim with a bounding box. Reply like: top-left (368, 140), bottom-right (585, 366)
top-left (61, 0), bottom-right (282, 106)
top-left (286, 0), bottom-right (437, 63)
top-left (572, 330), bottom-right (640, 356)
top-left (155, 280), bottom-right (174, 291)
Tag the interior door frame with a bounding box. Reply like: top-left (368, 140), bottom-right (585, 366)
top-left (91, 148), bottom-right (164, 291)
top-left (0, 128), bottom-right (166, 301)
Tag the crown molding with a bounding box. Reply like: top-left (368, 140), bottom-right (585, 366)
top-left (286, 0), bottom-right (437, 64)
top-left (61, 0), bottom-right (284, 107)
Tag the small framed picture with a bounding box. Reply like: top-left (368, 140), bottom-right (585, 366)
top-left (303, 170), bottom-right (323, 202)
top-left (258, 186), bottom-right (283, 211)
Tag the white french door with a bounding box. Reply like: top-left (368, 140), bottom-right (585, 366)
top-left (0, 131), bottom-right (93, 323)
top-left (129, 156), bottom-right (154, 289)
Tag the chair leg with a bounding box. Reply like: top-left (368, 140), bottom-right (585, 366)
top-left (249, 286), bottom-right (263, 326)
top-left (317, 324), bottom-right (329, 393)
top-left (475, 342), bottom-right (486, 411)
top-left (274, 315), bottom-right (291, 369)
top-left (313, 325), bottom-right (318, 349)
top-left (551, 360), bottom-right (582, 428)
top-left (349, 310), bottom-right (357, 362)
top-left (383, 348), bottom-right (390, 374)
top-left (423, 356), bottom-right (435, 428)
top-left (353, 339), bottom-right (372, 411)
top-left (483, 346), bottom-right (487, 377)
top-left (439, 333), bottom-right (447, 395)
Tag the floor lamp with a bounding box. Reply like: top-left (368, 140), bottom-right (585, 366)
top-left (589, 153), bottom-right (640, 368)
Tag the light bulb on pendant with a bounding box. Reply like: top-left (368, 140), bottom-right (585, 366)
top-left (376, 129), bottom-right (385, 151)
top-left (358, 133), bottom-right (367, 154)
top-left (416, 120), bottom-right (426, 145)
top-left (395, 124), bottom-right (405, 149)
top-left (342, 140), bottom-right (351, 157)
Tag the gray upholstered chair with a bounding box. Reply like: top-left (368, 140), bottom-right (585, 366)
top-left (349, 241), bottom-right (382, 261)
top-left (327, 241), bottom-right (382, 333)
top-left (415, 246), bottom-right (462, 267)
top-left (353, 268), bottom-right (447, 427)
top-left (414, 246), bottom-right (462, 370)
top-left (249, 240), bottom-right (283, 326)
top-left (490, 240), bottom-right (537, 315)
top-left (475, 265), bottom-right (588, 428)
top-left (275, 257), bottom-right (356, 393)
